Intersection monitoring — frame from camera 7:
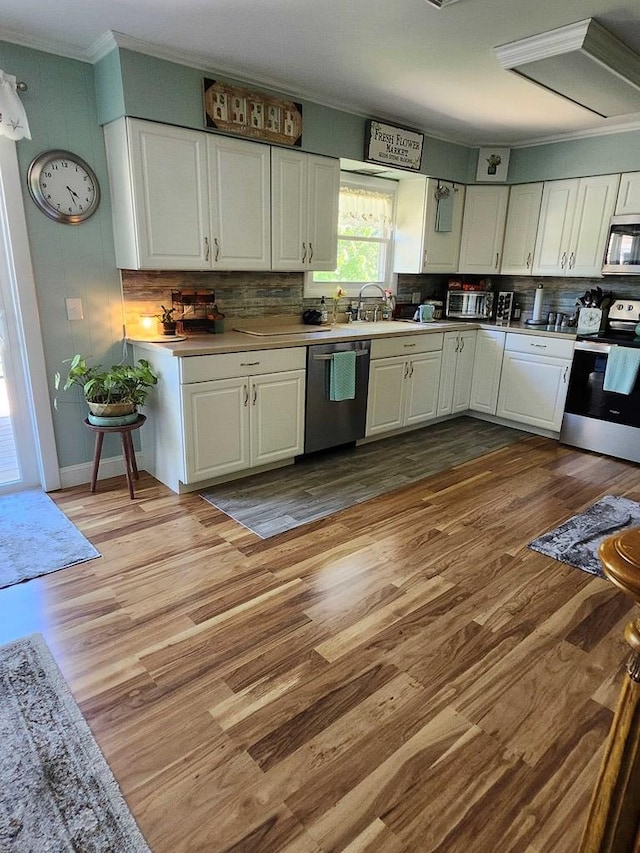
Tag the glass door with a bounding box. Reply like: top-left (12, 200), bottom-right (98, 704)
top-left (0, 348), bottom-right (20, 486)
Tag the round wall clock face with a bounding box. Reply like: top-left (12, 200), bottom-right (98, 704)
top-left (27, 150), bottom-right (100, 224)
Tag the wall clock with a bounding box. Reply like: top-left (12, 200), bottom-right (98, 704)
top-left (27, 150), bottom-right (100, 224)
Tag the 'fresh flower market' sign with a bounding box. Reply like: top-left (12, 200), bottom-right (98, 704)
top-left (364, 120), bottom-right (424, 172)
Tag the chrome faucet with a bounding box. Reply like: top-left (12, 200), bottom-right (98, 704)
top-left (357, 283), bottom-right (387, 321)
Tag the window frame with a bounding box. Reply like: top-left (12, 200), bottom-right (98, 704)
top-left (304, 173), bottom-right (398, 299)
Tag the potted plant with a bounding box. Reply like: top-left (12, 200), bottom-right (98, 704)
top-left (55, 354), bottom-right (158, 425)
top-left (157, 305), bottom-right (177, 335)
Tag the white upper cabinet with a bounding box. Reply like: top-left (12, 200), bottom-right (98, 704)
top-left (271, 148), bottom-right (339, 271)
top-left (394, 178), bottom-right (465, 274)
top-left (104, 118), bottom-right (271, 270)
top-left (533, 174), bottom-right (619, 277)
top-left (615, 172), bottom-right (640, 215)
top-left (500, 183), bottom-right (543, 275)
top-left (105, 118), bottom-right (210, 270)
top-left (458, 185), bottom-right (509, 274)
top-left (207, 135), bottom-right (271, 270)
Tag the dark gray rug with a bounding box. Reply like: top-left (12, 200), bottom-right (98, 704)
top-left (0, 489), bottom-right (100, 590)
top-left (528, 495), bottom-right (640, 578)
top-left (201, 417), bottom-right (527, 538)
top-left (0, 633), bottom-right (150, 851)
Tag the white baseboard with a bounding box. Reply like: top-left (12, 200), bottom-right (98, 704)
top-left (59, 452), bottom-right (147, 489)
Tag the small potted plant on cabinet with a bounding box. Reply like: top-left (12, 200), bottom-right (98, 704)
top-left (157, 305), bottom-right (177, 335)
top-left (55, 354), bottom-right (159, 426)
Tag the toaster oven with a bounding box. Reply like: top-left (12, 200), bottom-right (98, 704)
top-left (446, 290), bottom-right (493, 319)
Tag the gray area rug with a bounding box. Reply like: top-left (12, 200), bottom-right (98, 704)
top-left (0, 489), bottom-right (100, 590)
top-left (201, 417), bottom-right (527, 538)
top-left (0, 633), bottom-right (150, 852)
top-left (528, 495), bottom-right (640, 578)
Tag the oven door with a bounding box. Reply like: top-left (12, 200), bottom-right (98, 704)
top-left (561, 340), bottom-right (640, 463)
top-left (564, 341), bottom-right (640, 427)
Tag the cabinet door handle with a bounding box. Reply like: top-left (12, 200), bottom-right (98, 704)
top-left (404, 361), bottom-right (410, 378)
top-left (526, 252), bottom-right (532, 269)
top-left (204, 236), bottom-right (210, 261)
top-left (560, 251), bottom-right (567, 269)
top-left (302, 241), bottom-right (307, 263)
top-left (495, 252), bottom-right (499, 269)
top-left (454, 337), bottom-right (459, 353)
top-left (423, 250), bottom-right (428, 268)
top-left (252, 384), bottom-right (257, 405)
top-left (569, 252), bottom-right (575, 269)
top-left (308, 242), bottom-right (313, 262)
top-left (460, 335), bottom-right (464, 352)
top-left (243, 385), bottom-right (249, 406)
top-left (563, 366), bottom-right (568, 383)
top-left (213, 237), bottom-right (220, 261)
top-left (409, 361), bottom-right (414, 378)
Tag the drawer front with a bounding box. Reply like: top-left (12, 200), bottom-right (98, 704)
top-left (180, 347), bottom-right (305, 383)
top-left (505, 333), bottom-right (574, 360)
top-left (371, 332), bottom-right (444, 360)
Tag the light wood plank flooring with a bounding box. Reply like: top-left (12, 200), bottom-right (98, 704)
top-left (1, 431), bottom-right (639, 852)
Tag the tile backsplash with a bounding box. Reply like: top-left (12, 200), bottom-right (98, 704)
top-left (122, 268), bottom-right (640, 334)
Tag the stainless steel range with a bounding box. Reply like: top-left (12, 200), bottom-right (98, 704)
top-left (560, 298), bottom-right (640, 463)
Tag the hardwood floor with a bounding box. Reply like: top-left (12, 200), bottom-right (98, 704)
top-left (2, 431), bottom-right (639, 852)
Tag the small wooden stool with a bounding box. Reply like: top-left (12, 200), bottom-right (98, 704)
top-left (83, 415), bottom-right (146, 499)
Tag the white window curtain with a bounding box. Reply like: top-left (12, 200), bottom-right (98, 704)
top-left (0, 71), bottom-right (31, 140)
top-left (338, 185), bottom-right (393, 237)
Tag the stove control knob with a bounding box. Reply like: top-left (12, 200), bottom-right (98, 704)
top-left (617, 303), bottom-right (624, 310)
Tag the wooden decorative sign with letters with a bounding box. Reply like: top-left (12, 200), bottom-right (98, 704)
top-left (204, 79), bottom-right (303, 147)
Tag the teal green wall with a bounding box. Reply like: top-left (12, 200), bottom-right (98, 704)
top-left (110, 48), bottom-right (475, 183)
top-left (94, 48), bottom-right (125, 126)
top-left (1, 40), bottom-right (124, 469)
top-left (508, 131), bottom-right (640, 183)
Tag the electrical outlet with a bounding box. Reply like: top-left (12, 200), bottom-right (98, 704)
top-left (65, 297), bottom-right (84, 320)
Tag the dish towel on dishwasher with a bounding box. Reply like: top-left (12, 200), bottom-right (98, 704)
top-left (603, 347), bottom-right (640, 394)
top-left (329, 350), bottom-right (356, 401)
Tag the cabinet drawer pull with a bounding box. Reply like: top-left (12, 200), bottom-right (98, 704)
top-left (240, 361), bottom-right (260, 366)
top-left (530, 343), bottom-right (547, 348)
top-left (403, 343), bottom-right (416, 348)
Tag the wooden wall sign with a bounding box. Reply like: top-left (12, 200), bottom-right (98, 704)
top-left (204, 79), bottom-right (302, 147)
top-left (364, 120), bottom-right (424, 172)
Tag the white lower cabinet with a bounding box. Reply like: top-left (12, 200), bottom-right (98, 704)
top-left (366, 334), bottom-right (443, 436)
top-left (496, 333), bottom-right (573, 432)
top-left (437, 330), bottom-right (477, 417)
top-left (469, 330), bottom-right (506, 415)
top-left (133, 345), bottom-right (305, 491)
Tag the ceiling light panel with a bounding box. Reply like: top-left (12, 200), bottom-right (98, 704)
top-left (494, 18), bottom-right (640, 118)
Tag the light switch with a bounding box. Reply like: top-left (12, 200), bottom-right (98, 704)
top-left (65, 297), bottom-right (84, 320)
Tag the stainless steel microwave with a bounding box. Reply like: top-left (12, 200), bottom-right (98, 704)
top-left (602, 214), bottom-right (640, 274)
top-left (446, 290), bottom-right (493, 319)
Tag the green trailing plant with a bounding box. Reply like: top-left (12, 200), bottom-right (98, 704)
top-left (54, 355), bottom-right (158, 407)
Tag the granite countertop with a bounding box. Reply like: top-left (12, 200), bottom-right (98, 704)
top-left (128, 316), bottom-right (577, 357)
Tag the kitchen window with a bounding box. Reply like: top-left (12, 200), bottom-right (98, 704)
top-left (305, 174), bottom-right (397, 298)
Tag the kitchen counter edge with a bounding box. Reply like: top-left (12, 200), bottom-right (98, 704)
top-left (128, 321), bottom-right (577, 357)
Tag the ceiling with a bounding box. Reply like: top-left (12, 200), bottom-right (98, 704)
top-left (2, 0), bottom-right (640, 146)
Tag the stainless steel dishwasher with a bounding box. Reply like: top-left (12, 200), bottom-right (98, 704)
top-left (304, 339), bottom-right (370, 454)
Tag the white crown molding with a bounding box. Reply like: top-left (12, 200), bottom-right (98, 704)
top-left (86, 30), bottom-right (119, 64)
top-left (0, 25), bottom-right (89, 62)
top-left (494, 19), bottom-right (591, 68)
top-left (501, 116), bottom-right (640, 149)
